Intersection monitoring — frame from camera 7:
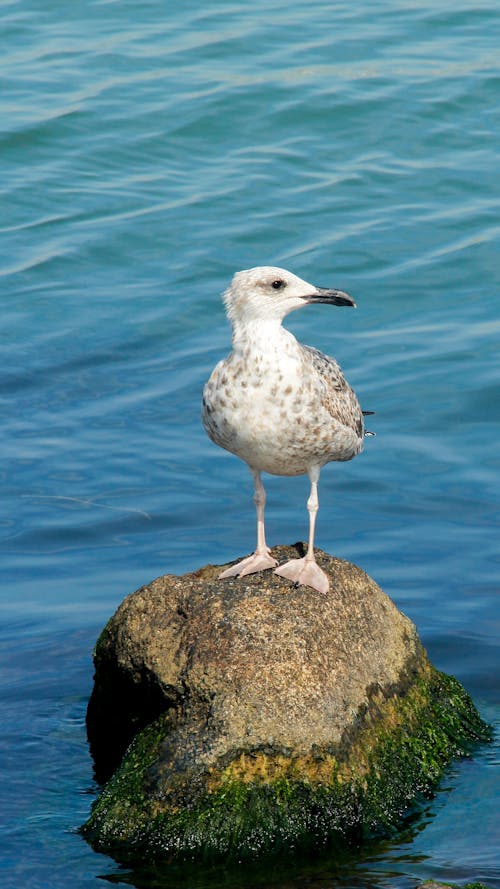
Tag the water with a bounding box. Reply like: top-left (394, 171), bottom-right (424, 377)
top-left (1, 0), bottom-right (499, 886)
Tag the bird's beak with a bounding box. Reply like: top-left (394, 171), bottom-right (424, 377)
top-left (303, 287), bottom-right (356, 308)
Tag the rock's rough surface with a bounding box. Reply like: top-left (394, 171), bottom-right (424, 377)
top-left (83, 544), bottom-right (490, 863)
top-left (417, 884), bottom-right (491, 889)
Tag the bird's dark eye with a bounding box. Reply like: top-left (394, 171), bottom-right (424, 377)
top-left (271, 279), bottom-right (286, 290)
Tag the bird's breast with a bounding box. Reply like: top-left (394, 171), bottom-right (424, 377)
top-left (202, 349), bottom-right (363, 476)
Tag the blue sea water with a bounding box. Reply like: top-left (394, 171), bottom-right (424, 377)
top-left (1, 0), bottom-right (499, 886)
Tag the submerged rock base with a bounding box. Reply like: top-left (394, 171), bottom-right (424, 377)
top-left (82, 544), bottom-right (490, 863)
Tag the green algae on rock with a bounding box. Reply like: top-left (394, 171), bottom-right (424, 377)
top-left (82, 545), bottom-right (490, 863)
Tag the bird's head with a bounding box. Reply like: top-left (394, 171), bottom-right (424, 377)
top-left (223, 266), bottom-right (355, 329)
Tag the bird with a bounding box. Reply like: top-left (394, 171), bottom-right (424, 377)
top-left (202, 266), bottom-right (370, 594)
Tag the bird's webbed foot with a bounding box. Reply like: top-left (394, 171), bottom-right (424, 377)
top-left (274, 556), bottom-right (329, 593)
top-left (219, 549), bottom-right (278, 579)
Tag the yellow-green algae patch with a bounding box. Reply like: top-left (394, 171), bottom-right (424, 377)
top-left (82, 666), bottom-right (490, 863)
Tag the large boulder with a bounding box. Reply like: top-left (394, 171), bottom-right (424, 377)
top-left (83, 544), bottom-right (489, 863)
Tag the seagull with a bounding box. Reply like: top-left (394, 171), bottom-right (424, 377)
top-left (202, 266), bottom-right (369, 594)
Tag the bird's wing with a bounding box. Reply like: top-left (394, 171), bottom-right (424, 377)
top-left (302, 346), bottom-right (364, 437)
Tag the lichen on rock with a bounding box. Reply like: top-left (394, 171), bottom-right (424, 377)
top-left (82, 544), bottom-right (490, 863)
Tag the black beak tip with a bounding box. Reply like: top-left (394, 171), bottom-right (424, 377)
top-left (330, 290), bottom-right (356, 308)
top-left (305, 289), bottom-right (356, 308)
top-left (343, 296), bottom-right (357, 308)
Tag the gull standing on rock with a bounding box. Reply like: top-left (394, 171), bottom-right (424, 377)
top-left (202, 266), bottom-right (370, 594)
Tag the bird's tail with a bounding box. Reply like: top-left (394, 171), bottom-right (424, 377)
top-left (363, 409), bottom-right (375, 436)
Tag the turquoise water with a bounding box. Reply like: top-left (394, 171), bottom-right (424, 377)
top-left (1, 0), bottom-right (499, 886)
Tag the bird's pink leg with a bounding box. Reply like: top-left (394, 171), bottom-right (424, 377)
top-left (274, 467), bottom-right (330, 593)
top-left (219, 469), bottom-right (278, 579)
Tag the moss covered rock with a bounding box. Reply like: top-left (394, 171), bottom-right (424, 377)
top-left (83, 544), bottom-right (490, 863)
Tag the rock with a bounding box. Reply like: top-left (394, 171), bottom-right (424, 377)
top-left (417, 883), bottom-right (456, 889)
top-left (417, 883), bottom-right (453, 889)
top-left (82, 544), bottom-right (490, 863)
top-left (417, 884), bottom-right (491, 889)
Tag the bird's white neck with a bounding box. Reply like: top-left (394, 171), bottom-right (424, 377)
top-left (231, 318), bottom-right (297, 355)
